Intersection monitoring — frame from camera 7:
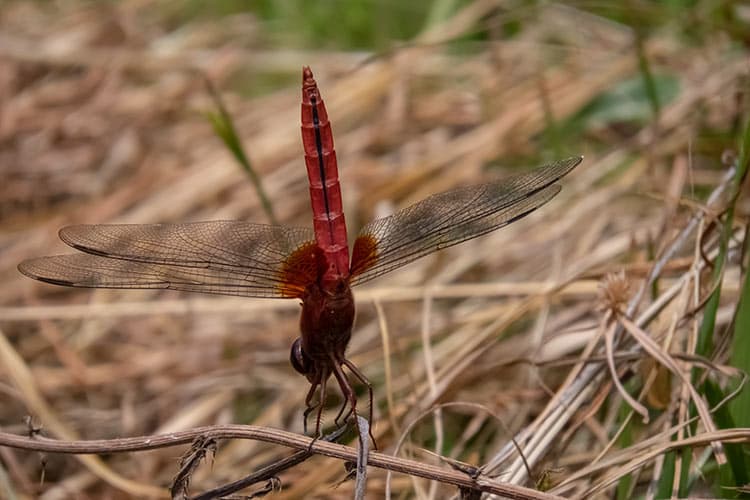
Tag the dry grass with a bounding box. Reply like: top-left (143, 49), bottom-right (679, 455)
top-left (1, 1), bottom-right (749, 499)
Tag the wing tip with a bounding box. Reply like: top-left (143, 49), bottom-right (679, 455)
top-left (58, 224), bottom-right (83, 248)
top-left (533, 155), bottom-right (583, 185)
top-left (558, 155), bottom-right (584, 173)
top-left (18, 258), bottom-right (72, 286)
top-left (17, 259), bottom-right (36, 280)
top-left (59, 225), bottom-right (114, 256)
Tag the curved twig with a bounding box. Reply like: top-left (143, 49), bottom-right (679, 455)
top-left (0, 424), bottom-right (562, 500)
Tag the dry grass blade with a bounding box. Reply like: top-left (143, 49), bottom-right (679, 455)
top-left (0, 328), bottom-right (164, 497)
top-left (354, 415), bottom-right (370, 500)
top-left (171, 436), bottom-right (217, 499)
top-left (617, 316), bottom-right (721, 453)
top-left (578, 429), bottom-right (750, 498)
top-left (603, 316), bottom-right (650, 423)
top-left (490, 156), bottom-right (742, 487)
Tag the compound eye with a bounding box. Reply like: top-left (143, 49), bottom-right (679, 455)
top-left (290, 338), bottom-right (311, 375)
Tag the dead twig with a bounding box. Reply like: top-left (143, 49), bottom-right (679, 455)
top-left (172, 436), bottom-right (217, 500)
top-left (191, 426), bottom-right (347, 500)
top-left (0, 424), bottom-right (562, 500)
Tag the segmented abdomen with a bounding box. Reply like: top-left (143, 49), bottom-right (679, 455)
top-left (300, 67), bottom-right (350, 286)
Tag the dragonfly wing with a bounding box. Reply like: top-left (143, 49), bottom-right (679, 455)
top-left (19, 221), bottom-right (320, 298)
top-left (349, 156), bottom-right (582, 286)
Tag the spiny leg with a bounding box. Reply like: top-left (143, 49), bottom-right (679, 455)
top-left (333, 395), bottom-right (353, 428)
top-left (305, 368), bottom-right (329, 453)
top-left (332, 366), bottom-right (354, 426)
top-left (312, 368), bottom-right (329, 439)
top-left (330, 360), bottom-right (357, 430)
top-left (302, 378), bottom-right (320, 435)
top-left (343, 358), bottom-right (376, 448)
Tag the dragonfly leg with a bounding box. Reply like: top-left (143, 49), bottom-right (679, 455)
top-left (302, 375), bottom-right (321, 436)
top-left (305, 370), bottom-right (329, 453)
top-left (332, 364), bottom-right (354, 426)
top-left (330, 360), bottom-right (356, 429)
top-left (343, 358), bottom-right (376, 449)
top-left (313, 369), bottom-right (329, 439)
top-left (333, 395), bottom-right (353, 428)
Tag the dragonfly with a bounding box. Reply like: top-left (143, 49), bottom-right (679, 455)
top-left (19, 67), bottom-right (582, 438)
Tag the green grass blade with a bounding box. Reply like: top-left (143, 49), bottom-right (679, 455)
top-left (699, 113), bottom-right (750, 359)
top-left (204, 78), bottom-right (279, 226)
top-left (626, 0), bottom-right (661, 120)
top-left (655, 450), bottom-right (676, 498)
top-left (705, 379), bottom-right (749, 498)
top-left (635, 32), bottom-right (661, 120)
top-left (683, 112), bottom-right (750, 497)
top-left (615, 403), bottom-right (635, 500)
top-left (729, 114), bottom-right (750, 427)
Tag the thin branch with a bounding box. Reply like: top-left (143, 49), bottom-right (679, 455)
top-left (0, 425), bottom-right (562, 500)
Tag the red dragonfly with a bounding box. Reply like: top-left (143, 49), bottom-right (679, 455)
top-left (19, 67), bottom-right (582, 437)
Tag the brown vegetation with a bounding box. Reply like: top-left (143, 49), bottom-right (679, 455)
top-left (1, 1), bottom-right (748, 498)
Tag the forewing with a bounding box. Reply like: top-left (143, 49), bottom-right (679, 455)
top-left (349, 156), bottom-right (582, 286)
top-left (19, 221), bottom-right (319, 298)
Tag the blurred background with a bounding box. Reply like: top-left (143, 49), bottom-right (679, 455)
top-left (1, 1), bottom-right (749, 498)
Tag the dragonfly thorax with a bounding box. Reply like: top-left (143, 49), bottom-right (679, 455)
top-left (297, 279), bottom-right (355, 367)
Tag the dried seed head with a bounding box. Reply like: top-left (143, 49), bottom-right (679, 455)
top-left (721, 149), bottom-right (737, 167)
top-left (597, 271), bottom-right (631, 315)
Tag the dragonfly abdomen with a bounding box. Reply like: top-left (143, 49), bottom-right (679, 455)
top-left (301, 67), bottom-right (350, 285)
